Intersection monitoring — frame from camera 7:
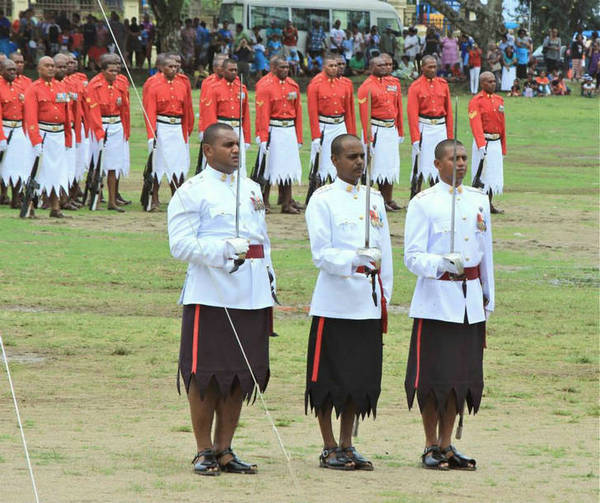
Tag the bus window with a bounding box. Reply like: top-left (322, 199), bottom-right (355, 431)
top-left (332, 10), bottom-right (370, 31)
top-left (376, 17), bottom-right (401, 34)
top-left (219, 3), bottom-right (243, 25)
top-left (291, 8), bottom-right (329, 32)
top-left (250, 6), bottom-right (289, 29)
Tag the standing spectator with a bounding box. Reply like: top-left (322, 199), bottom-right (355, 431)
top-left (308, 21), bottom-right (327, 55)
top-left (542, 28), bottom-right (561, 73)
top-left (45, 16), bottom-right (62, 56)
top-left (501, 45), bottom-right (517, 91)
top-left (181, 19), bottom-right (196, 72)
top-left (589, 41), bottom-right (600, 89)
top-left (329, 19), bottom-right (345, 54)
top-left (366, 25), bottom-right (380, 49)
top-left (570, 33), bottom-right (585, 81)
top-left (459, 33), bottom-right (471, 73)
top-left (129, 17), bottom-right (144, 68)
top-left (287, 48), bottom-right (300, 76)
top-left (82, 15), bottom-right (97, 68)
top-left (498, 33), bottom-right (513, 53)
top-left (366, 35), bottom-right (381, 62)
top-left (468, 43), bottom-right (482, 94)
top-left (282, 20), bottom-right (298, 59)
top-left (141, 14), bottom-right (155, 69)
top-left (233, 23), bottom-right (250, 48)
top-left (380, 26), bottom-right (397, 62)
top-left (0, 10), bottom-right (10, 31)
top-left (0, 27), bottom-right (16, 57)
top-left (234, 38), bottom-right (253, 83)
top-left (440, 31), bottom-right (459, 72)
top-left (350, 24), bottom-right (365, 54)
top-left (404, 27), bottom-right (420, 64)
top-left (69, 26), bottom-right (84, 59)
top-left (196, 20), bottom-right (210, 66)
top-left (487, 42), bottom-right (502, 90)
top-left (342, 30), bottom-right (353, 62)
top-left (422, 27), bottom-right (439, 58)
top-left (585, 31), bottom-right (598, 74)
top-left (109, 11), bottom-right (127, 55)
top-left (253, 36), bottom-right (268, 76)
top-left (514, 28), bottom-right (532, 80)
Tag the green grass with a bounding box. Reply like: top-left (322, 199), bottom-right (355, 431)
top-left (0, 91), bottom-right (598, 502)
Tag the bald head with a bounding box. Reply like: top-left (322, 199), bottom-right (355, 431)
top-left (370, 56), bottom-right (387, 77)
top-left (53, 53), bottom-right (69, 80)
top-left (0, 59), bottom-right (16, 82)
top-left (37, 56), bottom-right (55, 81)
top-left (480, 71), bottom-right (496, 93)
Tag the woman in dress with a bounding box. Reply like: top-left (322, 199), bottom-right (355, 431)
top-left (441, 31), bottom-right (459, 72)
top-left (501, 45), bottom-right (517, 92)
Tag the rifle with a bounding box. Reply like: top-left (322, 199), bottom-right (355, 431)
top-left (195, 138), bottom-right (204, 175)
top-left (89, 128), bottom-right (108, 211)
top-left (140, 136), bottom-right (156, 211)
top-left (471, 145), bottom-right (487, 189)
top-left (250, 128), bottom-right (271, 192)
top-left (0, 127), bottom-right (15, 165)
top-left (81, 154), bottom-right (95, 206)
top-left (409, 138), bottom-right (421, 200)
top-left (19, 154), bottom-right (42, 218)
top-left (305, 126), bottom-right (325, 205)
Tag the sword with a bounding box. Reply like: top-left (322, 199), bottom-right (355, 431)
top-left (230, 75), bottom-right (246, 274)
top-left (472, 143), bottom-right (487, 190)
top-left (0, 127), bottom-right (15, 165)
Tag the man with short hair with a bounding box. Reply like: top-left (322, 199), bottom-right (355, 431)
top-left (469, 71), bottom-right (506, 214)
top-left (282, 20), bottom-right (298, 59)
top-left (85, 56), bottom-right (130, 212)
top-left (202, 59), bottom-right (250, 174)
top-left (403, 139), bottom-right (494, 471)
top-left (329, 20), bottom-right (345, 54)
top-left (357, 56), bottom-right (404, 212)
top-left (0, 58), bottom-right (33, 208)
top-left (407, 55), bottom-right (453, 195)
top-left (168, 122), bottom-right (275, 476)
top-left (10, 52), bottom-right (32, 89)
top-left (24, 56), bottom-right (72, 218)
top-left (306, 54), bottom-right (356, 194)
top-left (255, 57), bottom-right (302, 214)
top-left (304, 133), bottom-right (392, 471)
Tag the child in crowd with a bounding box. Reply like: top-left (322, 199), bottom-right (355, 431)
top-left (535, 71), bottom-right (551, 96)
top-left (509, 78), bottom-right (521, 97)
top-left (551, 73), bottom-right (570, 95)
top-left (582, 74), bottom-right (595, 97)
top-left (287, 49), bottom-right (300, 76)
top-left (266, 32), bottom-right (282, 57)
top-left (524, 76), bottom-right (537, 97)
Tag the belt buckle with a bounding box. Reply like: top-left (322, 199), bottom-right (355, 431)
top-left (52, 125), bottom-right (59, 131)
top-left (10, 121), bottom-right (16, 127)
top-left (111, 117), bottom-right (117, 124)
top-left (169, 117), bottom-right (175, 124)
top-left (431, 118), bottom-right (439, 125)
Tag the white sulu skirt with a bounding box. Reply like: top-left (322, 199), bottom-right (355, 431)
top-left (370, 124), bottom-right (400, 184)
top-left (217, 119), bottom-right (247, 177)
top-left (411, 122), bottom-right (447, 183)
top-left (314, 121), bottom-right (347, 183)
top-left (501, 66), bottom-right (516, 91)
top-left (75, 124), bottom-right (91, 181)
top-left (153, 122), bottom-right (189, 182)
top-left (0, 125), bottom-right (34, 185)
top-left (471, 139), bottom-right (503, 195)
top-left (35, 130), bottom-right (69, 195)
top-left (265, 125), bottom-right (302, 184)
top-left (91, 121), bottom-right (129, 179)
top-left (66, 128), bottom-right (77, 184)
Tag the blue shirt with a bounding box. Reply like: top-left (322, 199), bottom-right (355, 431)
top-left (196, 26), bottom-right (210, 46)
top-left (309, 28), bottom-right (327, 52)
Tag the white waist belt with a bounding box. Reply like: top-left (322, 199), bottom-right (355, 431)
top-left (418, 116), bottom-right (446, 125)
top-left (484, 133), bottom-right (501, 141)
top-left (102, 115), bottom-right (121, 124)
top-left (269, 118), bottom-right (295, 127)
top-left (217, 117), bottom-right (240, 127)
top-left (39, 122), bottom-right (64, 132)
top-left (318, 115), bottom-right (344, 125)
top-left (157, 114), bottom-right (182, 125)
top-left (371, 118), bottom-right (395, 128)
top-left (3, 119), bottom-right (22, 128)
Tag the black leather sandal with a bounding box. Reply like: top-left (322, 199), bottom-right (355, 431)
top-left (441, 445), bottom-right (476, 471)
top-left (192, 449), bottom-right (220, 476)
top-left (421, 445), bottom-right (449, 470)
top-left (343, 446), bottom-right (374, 471)
top-left (319, 447), bottom-right (355, 470)
top-left (216, 447), bottom-right (257, 474)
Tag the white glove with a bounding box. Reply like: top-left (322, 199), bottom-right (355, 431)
top-left (298, 143), bottom-right (302, 150)
top-left (412, 141), bottom-right (420, 155)
top-left (260, 141), bottom-right (267, 153)
top-left (398, 136), bottom-right (405, 145)
top-left (244, 143), bottom-right (250, 150)
top-left (198, 131), bottom-right (204, 142)
top-left (478, 146), bottom-right (486, 156)
top-left (0, 139), bottom-right (7, 151)
top-left (33, 143), bottom-right (42, 156)
top-left (255, 136), bottom-right (261, 145)
top-left (224, 237), bottom-right (249, 260)
top-left (353, 247), bottom-right (382, 271)
top-left (441, 253), bottom-right (464, 276)
top-left (147, 139), bottom-right (154, 153)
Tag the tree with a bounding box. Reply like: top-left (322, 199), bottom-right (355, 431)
top-left (424, 0), bottom-right (506, 66)
top-left (516, 0), bottom-right (600, 44)
top-left (148, 0), bottom-right (185, 52)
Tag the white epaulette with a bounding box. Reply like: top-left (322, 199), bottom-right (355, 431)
top-left (414, 186), bottom-right (436, 199)
top-left (464, 186), bottom-right (486, 195)
top-left (313, 184), bottom-right (334, 196)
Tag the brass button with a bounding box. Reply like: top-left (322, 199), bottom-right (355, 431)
top-left (359, 216), bottom-right (364, 220)
top-left (464, 237), bottom-right (469, 241)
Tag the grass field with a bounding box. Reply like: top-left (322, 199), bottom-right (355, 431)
top-left (0, 89), bottom-right (598, 503)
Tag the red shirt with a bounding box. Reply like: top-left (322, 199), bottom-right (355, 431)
top-left (0, 76), bottom-right (25, 121)
top-left (255, 73), bottom-right (303, 143)
top-left (202, 77), bottom-right (251, 143)
top-left (62, 76), bottom-right (82, 143)
top-left (468, 91), bottom-right (506, 154)
top-left (85, 73), bottom-right (130, 141)
top-left (468, 48), bottom-right (482, 67)
top-left (176, 73), bottom-right (194, 137)
top-left (407, 75), bottom-right (453, 143)
top-left (15, 74), bottom-right (32, 90)
top-left (307, 72), bottom-right (356, 140)
top-left (283, 26), bottom-right (298, 47)
top-left (143, 73), bottom-right (193, 140)
top-left (197, 73), bottom-right (220, 132)
top-left (24, 78), bottom-right (72, 147)
top-left (357, 75), bottom-right (404, 140)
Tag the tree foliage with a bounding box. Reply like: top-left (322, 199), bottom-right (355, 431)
top-left (515, 0), bottom-right (600, 44)
top-left (148, 0), bottom-right (185, 52)
top-left (424, 0), bottom-right (506, 59)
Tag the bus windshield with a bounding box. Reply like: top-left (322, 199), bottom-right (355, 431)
top-left (219, 3), bottom-right (243, 25)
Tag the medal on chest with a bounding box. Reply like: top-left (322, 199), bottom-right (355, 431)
top-left (287, 91), bottom-right (297, 100)
top-left (498, 104), bottom-right (504, 113)
top-left (369, 204), bottom-right (384, 228)
top-left (250, 191), bottom-right (265, 212)
top-left (477, 207), bottom-right (487, 231)
top-left (386, 84), bottom-right (397, 93)
top-left (116, 96), bottom-right (122, 107)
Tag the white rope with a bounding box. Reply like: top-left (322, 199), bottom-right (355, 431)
top-left (95, 1), bottom-right (300, 492)
top-left (0, 335), bottom-right (40, 503)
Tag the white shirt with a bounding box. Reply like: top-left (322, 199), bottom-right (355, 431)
top-left (404, 181), bottom-right (495, 324)
top-left (305, 178), bottom-right (393, 319)
top-left (330, 28), bottom-right (345, 49)
top-left (404, 34), bottom-right (420, 58)
top-left (168, 165), bottom-right (274, 309)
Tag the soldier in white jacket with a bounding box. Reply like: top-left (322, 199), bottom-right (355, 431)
top-left (168, 123), bottom-right (275, 476)
top-left (305, 134), bottom-right (393, 471)
top-left (403, 139), bottom-right (494, 471)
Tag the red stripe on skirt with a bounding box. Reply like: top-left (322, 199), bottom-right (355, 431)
top-left (311, 317), bottom-right (325, 382)
top-left (414, 318), bottom-right (423, 389)
top-left (192, 305), bottom-right (200, 374)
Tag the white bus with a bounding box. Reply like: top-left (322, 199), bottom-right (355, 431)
top-left (218, 0), bottom-right (403, 57)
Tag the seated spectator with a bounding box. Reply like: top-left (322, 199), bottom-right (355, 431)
top-left (366, 37), bottom-right (380, 62)
top-left (450, 62), bottom-right (465, 81)
top-left (193, 64), bottom-right (209, 89)
top-left (393, 55), bottom-right (418, 80)
top-left (509, 78), bottom-right (521, 97)
top-left (287, 48), bottom-right (300, 76)
top-left (551, 73), bottom-right (570, 95)
top-left (524, 76), bottom-right (537, 97)
top-left (267, 33), bottom-right (282, 57)
top-left (581, 74), bottom-right (595, 97)
top-left (349, 51), bottom-right (366, 75)
top-left (535, 71), bottom-right (551, 96)
top-left (307, 51), bottom-right (323, 74)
